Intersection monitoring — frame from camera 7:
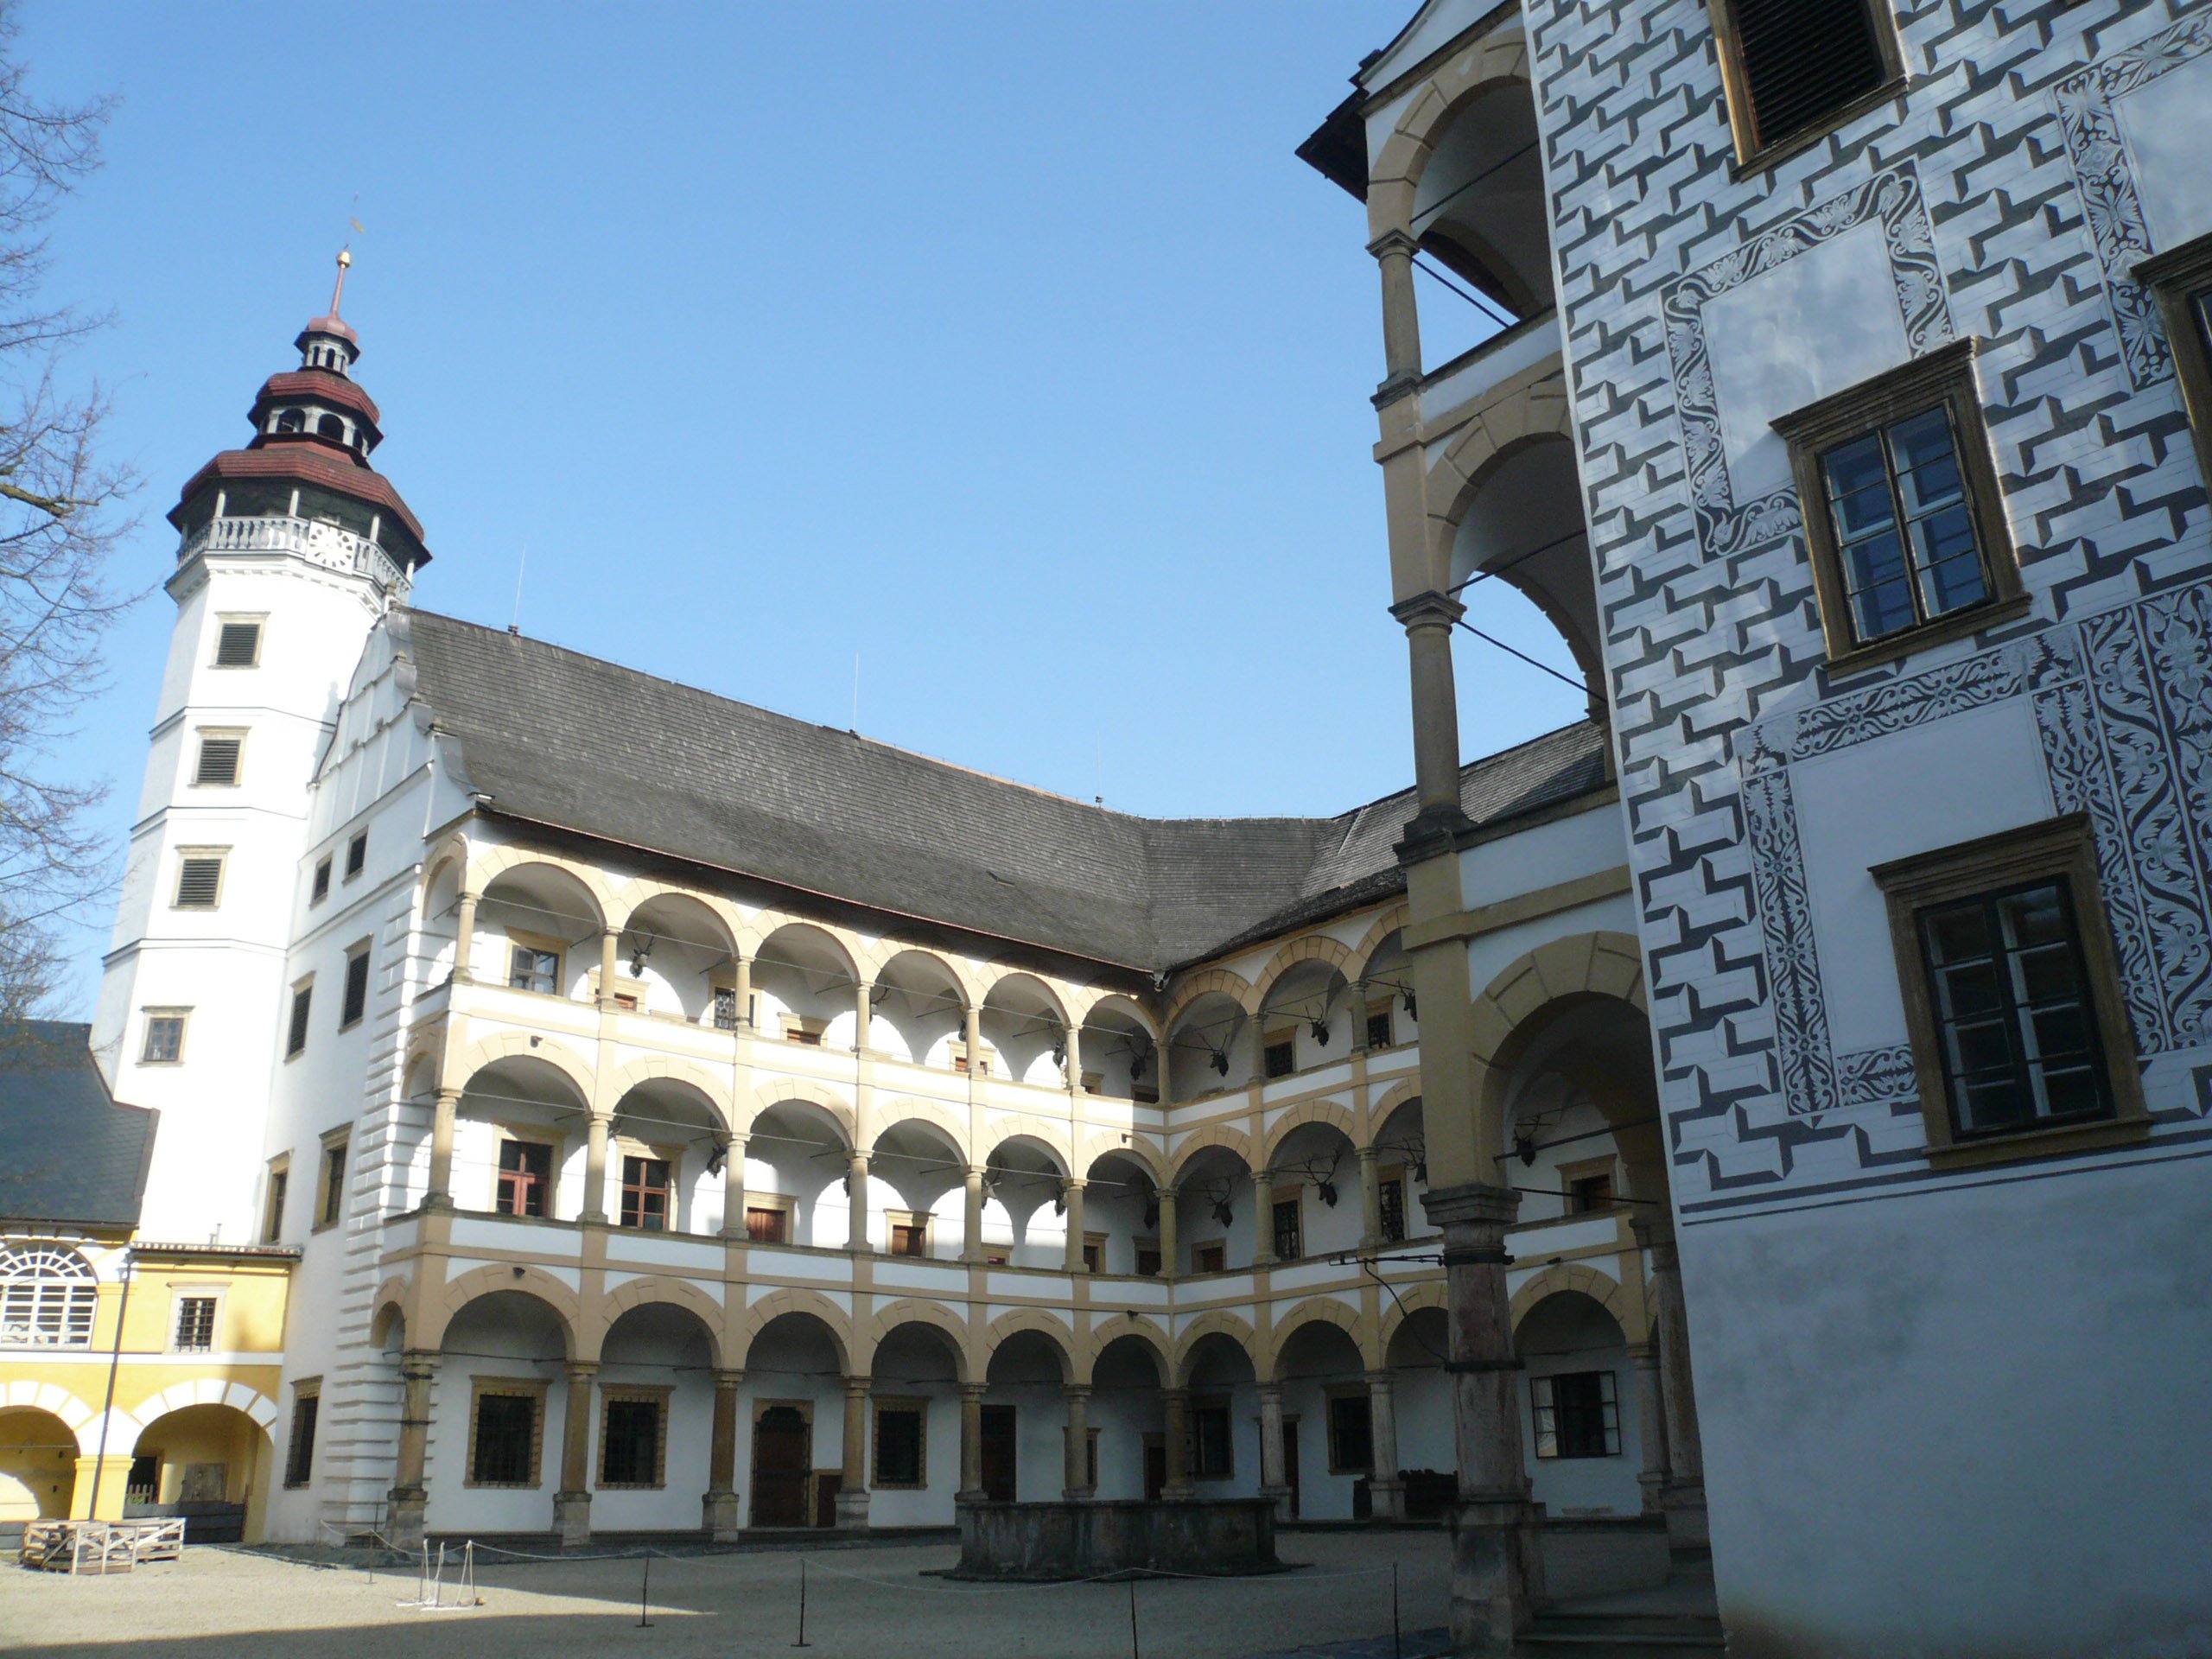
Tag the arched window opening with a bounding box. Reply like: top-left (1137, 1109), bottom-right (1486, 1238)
top-left (315, 414), bottom-right (346, 442)
top-left (275, 408), bottom-right (304, 434)
top-left (0, 1243), bottom-right (99, 1347)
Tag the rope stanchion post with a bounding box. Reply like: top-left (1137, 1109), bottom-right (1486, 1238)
top-left (1392, 1560), bottom-right (1401, 1659)
top-left (792, 1554), bottom-right (811, 1648)
top-left (1128, 1573), bottom-right (1140, 1659)
top-left (639, 1552), bottom-right (652, 1627)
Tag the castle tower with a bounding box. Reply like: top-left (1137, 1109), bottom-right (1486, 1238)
top-left (91, 253), bottom-right (430, 1243)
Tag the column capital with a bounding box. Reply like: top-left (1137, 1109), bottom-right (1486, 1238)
top-left (399, 1348), bottom-right (439, 1379)
top-left (1389, 589), bottom-right (1466, 632)
top-left (1253, 1167), bottom-right (1275, 1185)
top-left (712, 1368), bottom-right (746, 1389)
top-left (564, 1360), bottom-right (599, 1382)
top-left (1356, 1143), bottom-right (1377, 1165)
top-left (1255, 1381), bottom-right (1284, 1403)
top-left (1157, 1181), bottom-right (1177, 1198)
top-left (1364, 1369), bottom-right (1395, 1389)
top-left (435, 1084), bottom-right (463, 1104)
top-left (1365, 227), bottom-right (1421, 262)
top-left (842, 1375), bottom-right (871, 1397)
top-left (1421, 1179), bottom-right (1519, 1231)
top-left (957, 1382), bottom-right (989, 1402)
top-left (1060, 1382), bottom-right (1093, 1402)
top-left (1064, 1176), bottom-right (1086, 1192)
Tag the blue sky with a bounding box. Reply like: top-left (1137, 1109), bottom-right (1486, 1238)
top-left (28, 3), bottom-right (1587, 1016)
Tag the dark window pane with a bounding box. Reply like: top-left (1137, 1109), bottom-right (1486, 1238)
top-left (601, 1397), bottom-right (661, 1486)
top-left (473, 1394), bottom-right (536, 1485)
top-left (875, 1408), bottom-right (923, 1486)
top-left (1330, 1393), bottom-right (1374, 1472)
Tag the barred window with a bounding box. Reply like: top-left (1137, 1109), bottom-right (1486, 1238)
top-left (284, 1389), bottom-right (319, 1488)
top-left (1271, 1198), bottom-right (1303, 1261)
top-left (1378, 1176), bottom-right (1407, 1243)
top-left (713, 985), bottom-right (739, 1030)
top-left (600, 1395), bottom-right (665, 1488)
top-left (0, 1244), bottom-right (99, 1348)
top-left (1191, 1399), bottom-right (1234, 1478)
top-left (471, 1391), bottom-right (539, 1486)
top-left (344, 831), bottom-right (368, 880)
top-left (173, 1295), bottom-right (217, 1352)
top-left (874, 1400), bottom-right (925, 1488)
top-left (310, 855), bottom-right (333, 906)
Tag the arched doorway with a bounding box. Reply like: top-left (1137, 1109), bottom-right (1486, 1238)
top-left (129, 1403), bottom-right (270, 1542)
top-left (744, 1309), bottom-right (845, 1529)
top-left (0, 1408), bottom-right (77, 1545)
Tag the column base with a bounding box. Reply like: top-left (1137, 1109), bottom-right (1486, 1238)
top-left (1367, 1478), bottom-right (1406, 1522)
top-left (1446, 1495), bottom-right (1546, 1658)
top-left (386, 1489), bottom-right (428, 1551)
top-left (1257, 1484), bottom-right (1294, 1522)
top-left (1638, 1470), bottom-right (1669, 1517)
top-left (1160, 1484), bottom-right (1194, 1503)
top-left (835, 1489), bottom-right (871, 1529)
top-left (955, 1488), bottom-right (988, 1505)
top-left (702, 1490), bottom-right (741, 1542)
top-left (553, 1491), bottom-right (593, 1548)
top-left (1060, 1485), bottom-right (1096, 1503)
top-left (1662, 1478), bottom-right (1709, 1557)
top-left (67, 1455), bottom-right (134, 1522)
top-left (422, 1193), bottom-right (454, 1213)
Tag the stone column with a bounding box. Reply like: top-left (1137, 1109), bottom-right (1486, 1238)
top-left (1063, 1023), bottom-right (1082, 1092)
top-left (451, 890), bottom-right (479, 983)
top-left (836, 1376), bottom-right (871, 1529)
top-left (582, 1113), bottom-right (611, 1224)
top-left (846, 1150), bottom-right (871, 1251)
top-left (1256, 1383), bottom-right (1291, 1520)
top-left (1628, 1339), bottom-right (1669, 1516)
top-left (1357, 1144), bottom-right (1382, 1251)
top-left (961, 1164), bottom-right (987, 1262)
top-left (703, 1369), bottom-right (743, 1539)
top-left (853, 980), bottom-right (873, 1052)
top-left (1645, 1229), bottom-right (1707, 1554)
top-left (1157, 1184), bottom-right (1178, 1277)
top-left (598, 928), bottom-right (620, 1007)
top-left (733, 953), bottom-right (753, 1027)
top-left (387, 1349), bottom-right (435, 1548)
top-left (1063, 1179), bottom-right (1088, 1273)
top-left (1368, 227), bottom-right (1424, 396)
top-left (1252, 1168), bottom-right (1277, 1266)
top-left (1062, 1386), bottom-right (1094, 1500)
top-left (1154, 1033), bottom-right (1173, 1106)
top-left (1367, 1371), bottom-right (1405, 1522)
top-left (1245, 1014), bottom-right (1267, 1083)
top-left (719, 1135), bottom-right (747, 1239)
top-left (553, 1361), bottom-right (597, 1547)
top-left (963, 1003), bottom-right (982, 1073)
top-left (1160, 1389), bottom-right (1192, 1500)
top-left (426, 1088), bottom-right (461, 1211)
top-left (1390, 591), bottom-right (1474, 851)
top-left (957, 1383), bottom-right (987, 1502)
top-left (1425, 1182), bottom-right (1543, 1655)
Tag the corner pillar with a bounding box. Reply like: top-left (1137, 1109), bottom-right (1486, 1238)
top-left (1644, 1226), bottom-right (1708, 1555)
top-left (1368, 227), bottom-right (1424, 397)
top-left (1357, 1144), bottom-right (1382, 1251)
top-left (597, 928), bottom-right (620, 1008)
top-left (582, 1113), bottom-right (611, 1224)
top-left (1251, 1168), bottom-right (1277, 1267)
top-left (1628, 1339), bottom-right (1669, 1517)
top-left (961, 1164), bottom-right (987, 1262)
top-left (426, 1089), bottom-right (461, 1211)
top-left (1157, 1183), bottom-right (1178, 1277)
top-left (1390, 591), bottom-right (1474, 855)
top-left (553, 1361), bottom-right (597, 1548)
top-left (387, 1348), bottom-right (436, 1548)
top-left (718, 1135), bottom-right (748, 1239)
top-left (451, 889), bottom-right (479, 984)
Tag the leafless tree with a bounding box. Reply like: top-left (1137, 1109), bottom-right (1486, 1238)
top-left (0, 5), bottom-right (130, 1030)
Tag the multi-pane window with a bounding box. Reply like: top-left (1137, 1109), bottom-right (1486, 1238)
top-left (174, 851), bottom-right (226, 909)
top-left (1377, 1175), bottom-right (1407, 1243)
top-left (286, 982), bottom-right (313, 1057)
top-left (318, 1138), bottom-right (348, 1229)
top-left (1327, 1392), bottom-right (1374, 1474)
top-left (1815, 407), bottom-right (1988, 646)
top-left (0, 1244), bottom-right (99, 1348)
top-left (1364, 1006), bottom-right (1394, 1049)
top-left (340, 946), bottom-right (372, 1028)
top-left (173, 1296), bottom-right (217, 1352)
top-left (471, 1390), bottom-right (538, 1486)
top-left (193, 731), bottom-right (244, 786)
top-left (712, 985), bottom-right (739, 1030)
top-left (344, 831), bottom-right (368, 880)
top-left (508, 944), bottom-right (559, 995)
top-left (213, 619), bottom-right (263, 668)
top-left (1271, 1198), bottom-right (1302, 1261)
top-left (1916, 881), bottom-right (2111, 1139)
top-left (309, 855), bottom-right (333, 906)
top-left (284, 1390), bottom-right (320, 1487)
top-left (1262, 1033), bottom-right (1296, 1079)
top-left (1712, 0), bottom-right (1891, 161)
top-left (745, 1205), bottom-right (789, 1243)
top-left (874, 1400), bottom-right (925, 1488)
top-left (1191, 1400), bottom-right (1234, 1478)
top-left (141, 1010), bottom-right (188, 1065)
top-left (1531, 1370), bottom-right (1620, 1459)
top-left (497, 1141), bottom-right (554, 1217)
top-left (600, 1394), bottom-right (665, 1487)
top-left (620, 1155), bottom-right (671, 1230)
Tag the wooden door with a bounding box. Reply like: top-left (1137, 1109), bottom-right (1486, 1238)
top-left (1282, 1416), bottom-right (1300, 1519)
top-left (980, 1405), bottom-right (1018, 1502)
top-left (812, 1471), bottom-right (842, 1529)
top-left (1142, 1434), bottom-right (1166, 1502)
top-left (750, 1405), bottom-right (810, 1527)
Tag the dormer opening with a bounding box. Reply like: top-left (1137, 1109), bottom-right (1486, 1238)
top-left (275, 408), bottom-right (303, 434)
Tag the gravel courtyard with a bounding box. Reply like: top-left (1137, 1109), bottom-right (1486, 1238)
top-left (0, 1530), bottom-right (1457, 1659)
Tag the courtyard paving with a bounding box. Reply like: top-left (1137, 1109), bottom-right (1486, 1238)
top-left (0, 1530), bottom-right (1457, 1659)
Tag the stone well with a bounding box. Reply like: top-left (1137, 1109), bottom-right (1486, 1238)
top-left (946, 1497), bottom-right (1287, 1582)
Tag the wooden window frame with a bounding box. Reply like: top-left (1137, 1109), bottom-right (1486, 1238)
top-left (780, 1013), bottom-right (828, 1046)
top-left (1271, 1195), bottom-right (1304, 1262)
top-left (283, 1379), bottom-right (321, 1489)
top-left (871, 1395), bottom-right (928, 1490)
top-left (285, 977), bottom-right (314, 1059)
top-left (1324, 1384), bottom-right (1375, 1476)
top-left (596, 1384), bottom-right (671, 1490)
top-left (1771, 338), bottom-right (2028, 676)
top-left (1531, 1369), bottom-right (1622, 1460)
top-left (191, 728), bottom-right (246, 788)
top-left (1190, 1394), bottom-right (1235, 1480)
top-left (617, 1139), bottom-right (678, 1231)
top-left (212, 614), bottom-right (265, 669)
top-left (309, 854), bottom-right (333, 906)
top-left (1363, 999), bottom-right (1395, 1051)
top-left (1870, 814), bottom-right (2148, 1169)
top-left (262, 1156), bottom-right (289, 1244)
top-left (505, 930), bottom-right (565, 996)
top-left (169, 1288), bottom-right (221, 1354)
top-left (743, 1192), bottom-right (794, 1244)
top-left (1706, 0), bottom-right (1906, 175)
top-left (343, 830), bottom-right (368, 883)
top-left (339, 939), bottom-right (372, 1031)
top-left (982, 1247), bottom-right (1012, 1267)
top-left (1262, 1029), bottom-right (1297, 1080)
top-left (1134, 1239), bottom-right (1162, 1278)
top-left (313, 1128), bottom-right (349, 1232)
top-left (172, 847), bottom-right (229, 911)
top-left (887, 1211), bottom-right (932, 1259)
top-left (492, 1128), bottom-right (562, 1219)
top-left (1192, 1241), bottom-right (1227, 1274)
top-left (1080, 1230), bottom-right (1108, 1274)
top-left (140, 1007), bottom-right (188, 1066)
top-left (590, 971), bottom-right (643, 1013)
top-left (465, 1376), bottom-right (550, 1489)
top-left (2137, 234), bottom-right (2212, 494)
top-left (1557, 1155), bottom-right (1621, 1216)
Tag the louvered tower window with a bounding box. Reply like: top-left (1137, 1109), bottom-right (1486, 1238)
top-left (213, 620), bottom-right (262, 667)
top-left (174, 852), bottom-right (226, 909)
top-left (1719, 0), bottom-right (1890, 157)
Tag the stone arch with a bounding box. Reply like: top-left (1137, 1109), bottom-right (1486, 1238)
top-left (751, 916), bottom-right (866, 983)
top-left (369, 1277), bottom-right (412, 1347)
top-left (1172, 1311), bottom-right (1259, 1387)
top-left (746, 1078), bottom-right (856, 1146)
top-left (1069, 988), bottom-right (1162, 1040)
top-left (129, 1379), bottom-right (281, 1440)
top-left (588, 1275), bottom-right (728, 1367)
top-left (980, 1117), bottom-right (1074, 1179)
top-left (1346, 905), bottom-right (1411, 982)
top-left (1260, 1098), bottom-right (1360, 1170)
top-left (0, 1380), bottom-right (97, 1448)
top-left (861, 1300), bottom-right (976, 1382)
top-left (1250, 935), bottom-right (1356, 1012)
top-left (1083, 1317), bottom-right (1173, 1387)
top-left (1471, 932), bottom-right (1647, 1106)
top-left (1379, 1280), bottom-right (1449, 1358)
top-left (734, 1287), bottom-right (853, 1373)
top-left (423, 833), bottom-right (471, 901)
top-left (868, 1096), bottom-right (970, 1158)
top-left (976, 967), bottom-right (1073, 1027)
top-left (608, 1056), bottom-right (734, 1120)
top-left (467, 845), bottom-right (619, 920)
top-left (448, 1032), bottom-right (595, 1103)
top-left (608, 877), bottom-right (746, 950)
top-left (868, 941), bottom-right (984, 1008)
top-left (1167, 1122), bottom-right (1255, 1184)
top-left (1264, 1296), bottom-right (1377, 1378)
top-left (984, 1308), bottom-right (1077, 1382)
top-left (1364, 34), bottom-right (1534, 235)
top-left (1164, 967), bottom-right (1256, 1029)
top-left (419, 1265), bottom-right (582, 1356)
top-left (1510, 1263), bottom-right (1637, 1340)
top-left (1079, 1132), bottom-right (1167, 1186)
top-left (1369, 1079), bottom-right (1422, 1135)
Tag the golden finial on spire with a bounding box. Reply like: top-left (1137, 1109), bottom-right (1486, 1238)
top-left (329, 247), bottom-right (352, 318)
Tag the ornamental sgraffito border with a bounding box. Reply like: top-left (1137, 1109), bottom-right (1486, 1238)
top-left (1735, 589), bottom-right (2212, 1120)
top-left (1662, 165), bottom-right (1953, 564)
top-left (2054, 10), bottom-right (2212, 393)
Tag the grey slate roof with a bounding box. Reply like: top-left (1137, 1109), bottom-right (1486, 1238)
top-left (0, 1021), bottom-right (156, 1230)
top-left (399, 609), bottom-right (1611, 972)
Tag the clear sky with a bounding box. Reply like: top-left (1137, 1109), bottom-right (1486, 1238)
top-left (27, 3), bottom-right (1587, 1017)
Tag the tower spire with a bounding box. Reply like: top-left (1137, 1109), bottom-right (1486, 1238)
top-left (328, 247), bottom-right (352, 319)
